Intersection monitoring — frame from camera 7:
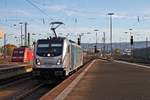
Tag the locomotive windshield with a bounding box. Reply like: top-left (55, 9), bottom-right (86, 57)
top-left (36, 39), bottom-right (63, 57)
top-left (12, 49), bottom-right (24, 57)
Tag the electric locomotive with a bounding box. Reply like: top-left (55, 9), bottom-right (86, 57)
top-left (33, 37), bottom-right (83, 80)
top-left (11, 47), bottom-right (33, 63)
top-left (32, 21), bottom-right (83, 80)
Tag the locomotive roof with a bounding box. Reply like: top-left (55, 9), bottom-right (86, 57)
top-left (38, 37), bottom-right (76, 43)
top-left (37, 37), bottom-right (79, 46)
top-left (38, 37), bottom-right (65, 41)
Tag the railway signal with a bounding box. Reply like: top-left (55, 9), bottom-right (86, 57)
top-left (130, 36), bottom-right (133, 45)
top-left (78, 38), bottom-right (80, 45)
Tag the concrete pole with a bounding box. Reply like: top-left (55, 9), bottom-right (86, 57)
top-left (24, 22), bottom-right (27, 46)
top-left (19, 22), bottom-right (23, 46)
top-left (28, 32), bottom-right (30, 47)
top-left (94, 29), bottom-right (99, 53)
top-left (146, 37), bottom-right (148, 59)
top-left (108, 13), bottom-right (114, 56)
top-left (103, 32), bottom-right (106, 56)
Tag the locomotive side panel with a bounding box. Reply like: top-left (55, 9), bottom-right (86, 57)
top-left (62, 40), bottom-right (70, 76)
top-left (70, 43), bottom-right (83, 71)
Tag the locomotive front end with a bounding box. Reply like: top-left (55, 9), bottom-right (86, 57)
top-left (33, 38), bottom-right (66, 80)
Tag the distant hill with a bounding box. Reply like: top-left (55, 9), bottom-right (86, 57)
top-left (81, 41), bottom-right (150, 52)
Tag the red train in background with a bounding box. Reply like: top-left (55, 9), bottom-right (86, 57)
top-left (11, 47), bottom-right (33, 63)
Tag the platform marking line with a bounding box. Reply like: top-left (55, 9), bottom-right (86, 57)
top-left (114, 60), bottom-right (150, 69)
top-left (54, 60), bottom-right (97, 100)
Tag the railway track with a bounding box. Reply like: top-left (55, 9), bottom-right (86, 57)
top-left (2, 79), bottom-right (62, 100)
top-left (14, 83), bottom-right (44, 100)
top-left (20, 81), bottom-right (61, 100)
top-left (0, 72), bottom-right (32, 87)
top-left (0, 77), bottom-right (41, 99)
top-left (0, 70), bottom-right (64, 99)
top-left (0, 55), bottom-right (95, 99)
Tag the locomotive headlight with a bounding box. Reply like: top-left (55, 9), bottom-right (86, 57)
top-left (56, 58), bottom-right (62, 65)
top-left (36, 58), bottom-right (41, 65)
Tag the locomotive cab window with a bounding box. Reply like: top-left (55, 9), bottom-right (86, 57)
top-left (51, 44), bottom-right (62, 47)
top-left (19, 51), bottom-right (24, 54)
top-left (36, 40), bottom-right (63, 57)
top-left (38, 44), bottom-right (49, 48)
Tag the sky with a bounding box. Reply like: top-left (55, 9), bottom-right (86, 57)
top-left (1, 0), bottom-right (150, 46)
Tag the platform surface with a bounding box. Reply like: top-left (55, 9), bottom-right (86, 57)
top-left (65, 59), bottom-right (150, 100)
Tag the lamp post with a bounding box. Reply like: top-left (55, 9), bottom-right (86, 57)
top-left (103, 32), bottom-right (106, 56)
top-left (24, 22), bottom-right (27, 47)
top-left (129, 29), bottom-right (134, 57)
top-left (108, 13), bottom-right (114, 56)
top-left (94, 29), bottom-right (99, 53)
top-left (19, 22), bottom-right (23, 46)
top-left (146, 37), bottom-right (148, 59)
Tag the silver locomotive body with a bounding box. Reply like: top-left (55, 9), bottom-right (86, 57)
top-left (33, 37), bottom-right (83, 80)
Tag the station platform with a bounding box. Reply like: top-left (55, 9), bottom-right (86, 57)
top-left (0, 63), bottom-right (31, 70)
top-left (62, 59), bottom-right (150, 100)
top-left (0, 63), bottom-right (32, 80)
